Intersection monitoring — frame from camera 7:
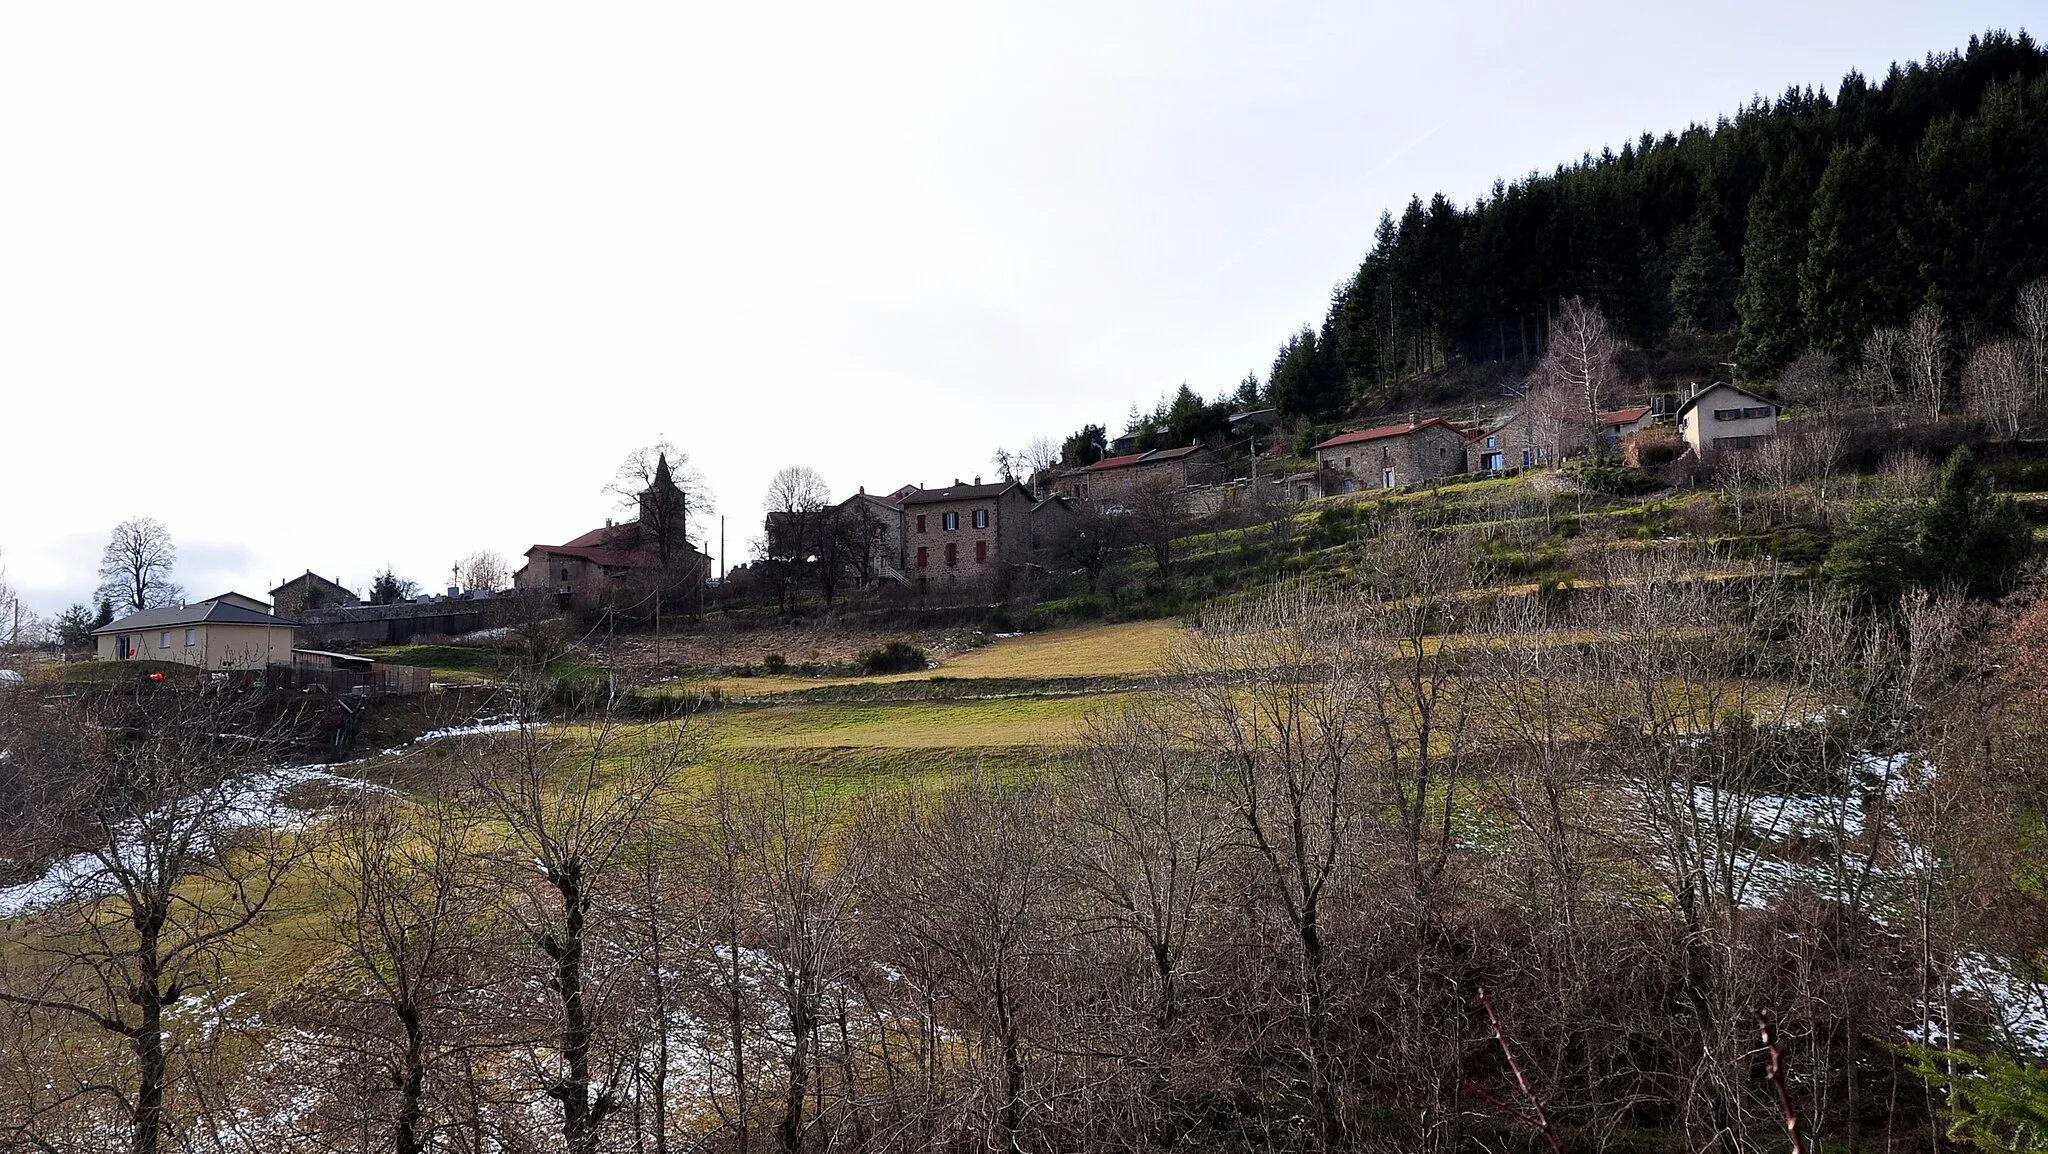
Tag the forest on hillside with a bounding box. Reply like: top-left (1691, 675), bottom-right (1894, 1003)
top-left (1261, 30), bottom-right (2048, 421)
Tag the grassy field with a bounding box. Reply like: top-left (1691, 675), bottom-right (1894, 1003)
top-left (711, 693), bottom-right (1134, 751)
top-left (686, 619), bottom-right (1183, 699)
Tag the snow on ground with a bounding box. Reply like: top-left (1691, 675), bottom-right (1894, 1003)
top-left (0, 716), bottom-right (530, 920)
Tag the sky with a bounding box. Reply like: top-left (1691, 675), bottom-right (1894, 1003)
top-left (0, 1), bottom-right (2036, 617)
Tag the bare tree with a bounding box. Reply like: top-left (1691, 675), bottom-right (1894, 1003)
top-left (1902, 304), bottom-right (1950, 423)
top-left (95, 517), bottom-right (181, 615)
top-left (1172, 584), bottom-right (1374, 1154)
top-left (2017, 275), bottom-right (2048, 407)
top-left (0, 694), bottom-right (300, 1154)
top-left (1776, 350), bottom-right (1842, 407)
top-left (995, 436), bottom-right (1063, 498)
top-left (458, 550), bottom-right (510, 593)
top-left (761, 466), bottom-right (833, 613)
top-left (1126, 474), bottom-right (1186, 580)
top-left (1965, 338), bottom-right (2032, 440)
top-left (607, 443), bottom-right (712, 563)
top-left (869, 772), bottom-right (1061, 1149)
top-left (1057, 501), bottom-right (1132, 594)
top-left (296, 794), bottom-right (492, 1154)
top-left (1539, 297), bottom-right (1622, 455)
top-left (1853, 325), bottom-right (1905, 408)
top-left (463, 708), bottom-right (698, 1154)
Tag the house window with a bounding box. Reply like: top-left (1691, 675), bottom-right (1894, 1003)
top-left (945, 543), bottom-right (958, 566)
top-left (1486, 435), bottom-right (1496, 449)
top-left (943, 512), bottom-right (959, 531)
top-left (1522, 449), bottom-right (1532, 466)
top-left (973, 509), bottom-right (989, 529)
top-left (1713, 408), bottom-right (1742, 421)
top-left (1382, 468), bottom-right (1396, 489)
top-left (560, 568), bottom-right (569, 581)
top-left (160, 631), bottom-right (170, 649)
top-left (975, 540), bottom-right (987, 562)
top-left (1343, 456), bottom-right (1352, 469)
top-left (916, 546), bottom-right (928, 568)
top-left (915, 514), bottom-right (927, 533)
top-left (184, 629), bottom-right (195, 647)
top-left (1741, 405), bottom-right (1773, 419)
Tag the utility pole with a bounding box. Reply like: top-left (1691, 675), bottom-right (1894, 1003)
top-left (719, 516), bottom-right (726, 582)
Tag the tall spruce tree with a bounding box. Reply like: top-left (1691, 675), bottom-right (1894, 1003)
top-left (1734, 161), bottom-right (1813, 379)
top-left (1669, 209), bottom-right (1735, 334)
top-left (1800, 141), bottom-right (1915, 357)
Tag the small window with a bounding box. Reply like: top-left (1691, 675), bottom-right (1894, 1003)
top-left (1343, 456), bottom-right (1352, 469)
top-left (1486, 436), bottom-right (1496, 449)
top-left (1742, 405), bottom-right (1773, 419)
top-left (975, 540), bottom-right (987, 562)
top-left (945, 543), bottom-right (958, 566)
top-left (1713, 408), bottom-right (1742, 422)
top-left (943, 512), bottom-right (959, 531)
top-left (916, 546), bottom-right (928, 568)
top-left (184, 629), bottom-right (195, 647)
top-left (973, 509), bottom-right (989, 529)
top-left (160, 631), bottom-right (170, 649)
top-left (915, 514), bottom-right (926, 534)
top-left (560, 568), bottom-right (569, 581)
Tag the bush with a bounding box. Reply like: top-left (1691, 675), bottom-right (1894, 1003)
top-left (762, 653), bottom-right (788, 674)
top-left (1564, 461), bottom-right (1662, 497)
top-left (860, 641), bottom-right (927, 675)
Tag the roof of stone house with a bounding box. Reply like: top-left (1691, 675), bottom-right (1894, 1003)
top-left (269, 570), bottom-right (356, 598)
top-left (95, 600), bottom-right (301, 635)
top-left (900, 481), bottom-right (1021, 505)
top-left (1600, 405), bottom-right (1653, 426)
top-left (1078, 452), bottom-right (1147, 473)
top-left (1079, 444), bottom-right (1210, 473)
top-left (1312, 417), bottom-right (1459, 451)
top-left (525, 521), bottom-right (707, 570)
top-left (1674, 382), bottom-right (1777, 420)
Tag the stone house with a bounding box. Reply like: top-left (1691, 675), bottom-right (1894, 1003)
top-left (1054, 444), bottom-right (1225, 506)
top-left (93, 596), bottom-right (300, 670)
top-left (900, 479), bottom-right (1036, 588)
top-left (1675, 383), bottom-right (1780, 457)
top-left (1313, 417), bottom-right (1468, 491)
top-left (832, 488), bottom-right (910, 585)
top-left (270, 572), bottom-right (360, 617)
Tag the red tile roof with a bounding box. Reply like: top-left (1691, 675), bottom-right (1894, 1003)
top-left (1079, 452), bottom-right (1147, 473)
top-left (1600, 405), bottom-right (1652, 426)
top-left (526, 522), bottom-right (705, 570)
top-left (1312, 417), bottom-right (1458, 451)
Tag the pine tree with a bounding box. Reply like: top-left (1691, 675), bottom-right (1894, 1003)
top-left (1800, 141), bottom-right (1914, 357)
top-left (1669, 212), bottom-right (1735, 334)
top-left (1917, 446), bottom-right (2032, 598)
top-left (1734, 163), bottom-right (1812, 379)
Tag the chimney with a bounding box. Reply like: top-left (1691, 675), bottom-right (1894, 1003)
top-left (858, 484), bottom-right (865, 494)
top-left (954, 478), bottom-right (961, 486)
top-left (973, 475), bottom-right (981, 486)
top-left (605, 517), bottom-right (613, 528)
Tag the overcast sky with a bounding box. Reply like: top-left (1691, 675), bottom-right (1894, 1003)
top-left (0, 2), bottom-right (2035, 615)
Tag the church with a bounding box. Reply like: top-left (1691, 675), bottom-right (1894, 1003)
top-left (512, 454), bottom-right (712, 613)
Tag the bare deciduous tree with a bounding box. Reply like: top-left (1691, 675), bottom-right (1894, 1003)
top-left (1854, 325), bottom-right (1905, 408)
top-left (0, 695), bottom-right (299, 1154)
top-left (1539, 297), bottom-right (1623, 455)
top-left (458, 549), bottom-right (510, 593)
top-left (1902, 304), bottom-right (1950, 422)
top-left (1776, 350), bottom-right (1842, 407)
top-left (95, 517), bottom-right (181, 616)
top-left (1964, 338), bottom-right (2031, 440)
top-left (2017, 275), bottom-right (2048, 406)
top-left (464, 709), bottom-right (698, 1154)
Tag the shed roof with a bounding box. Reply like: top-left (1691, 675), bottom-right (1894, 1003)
top-left (1600, 405), bottom-right (1653, 426)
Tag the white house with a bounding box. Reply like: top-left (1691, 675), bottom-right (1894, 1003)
top-left (1675, 383), bottom-right (1780, 457)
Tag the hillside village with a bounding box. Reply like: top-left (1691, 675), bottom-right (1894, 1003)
top-left (5, 27), bottom-right (2048, 1154)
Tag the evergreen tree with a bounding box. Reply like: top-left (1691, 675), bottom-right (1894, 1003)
top-left (1917, 446), bottom-right (2032, 598)
top-left (1734, 162), bottom-right (1812, 379)
top-left (1268, 327), bottom-right (1345, 421)
top-left (1669, 211), bottom-right (1735, 333)
top-left (92, 597), bottom-right (113, 630)
top-left (1800, 141), bottom-right (1914, 357)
